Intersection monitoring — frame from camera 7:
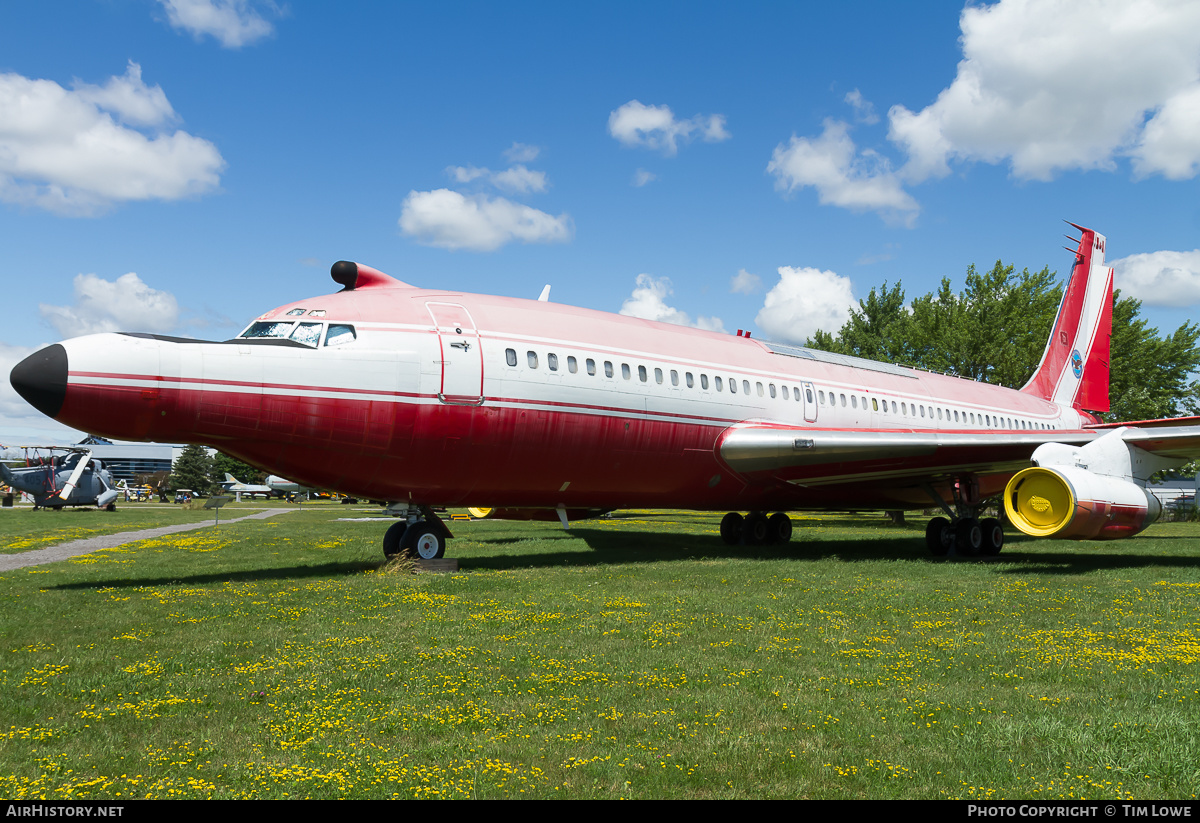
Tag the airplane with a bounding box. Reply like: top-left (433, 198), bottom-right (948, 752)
top-left (0, 446), bottom-right (120, 510)
top-left (264, 475), bottom-right (315, 498)
top-left (9, 224), bottom-right (1200, 560)
top-left (219, 473), bottom-right (276, 500)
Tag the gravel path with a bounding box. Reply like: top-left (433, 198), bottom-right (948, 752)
top-left (0, 508), bottom-right (298, 572)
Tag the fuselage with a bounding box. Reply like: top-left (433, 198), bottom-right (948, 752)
top-left (31, 280), bottom-right (1092, 512)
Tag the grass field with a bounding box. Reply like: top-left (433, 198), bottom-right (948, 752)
top-left (1, 503), bottom-right (1198, 799)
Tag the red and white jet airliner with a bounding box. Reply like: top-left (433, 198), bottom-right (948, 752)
top-left (11, 225), bottom-right (1200, 559)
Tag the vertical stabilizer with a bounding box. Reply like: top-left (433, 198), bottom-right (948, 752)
top-left (1020, 225), bottom-right (1113, 414)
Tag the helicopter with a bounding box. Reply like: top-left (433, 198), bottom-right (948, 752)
top-left (0, 446), bottom-right (120, 511)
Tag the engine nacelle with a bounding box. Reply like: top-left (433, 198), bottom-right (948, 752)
top-left (1004, 465), bottom-right (1161, 540)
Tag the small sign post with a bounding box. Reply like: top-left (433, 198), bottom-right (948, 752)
top-left (205, 495), bottom-right (233, 525)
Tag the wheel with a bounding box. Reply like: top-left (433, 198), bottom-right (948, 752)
top-left (105, 503), bottom-right (116, 512)
top-left (382, 520), bottom-right (408, 558)
top-left (767, 512), bottom-right (792, 544)
top-left (402, 522), bottom-right (445, 560)
top-left (719, 512), bottom-right (743, 545)
top-left (980, 517), bottom-right (1004, 556)
top-left (925, 516), bottom-right (950, 556)
top-left (744, 512), bottom-right (770, 545)
top-left (954, 517), bottom-right (983, 556)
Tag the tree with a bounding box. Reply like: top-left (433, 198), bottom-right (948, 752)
top-left (808, 262), bottom-right (1200, 423)
top-left (170, 445), bottom-right (213, 494)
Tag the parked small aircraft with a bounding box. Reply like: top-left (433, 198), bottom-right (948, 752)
top-left (219, 473), bottom-right (275, 500)
top-left (0, 446), bottom-right (120, 510)
top-left (10, 225), bottom-right (1200, 558)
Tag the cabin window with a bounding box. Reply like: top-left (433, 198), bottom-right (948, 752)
top-left (756, 382), bottom-right (764, 397)
top-left (920, 406), bottom-right (925, 418)
top-left (804, 388), bottom-right (812, 403)
top-left (324, 325), bottom-right (356, 347)
top-left (851, 395), bottom-right (857, 409)
top-left (937, 408), bottom-right (943, 420)
top-left (839, 393), bottom-right (846, 407)
top-left (819, 391), bottom-right (826, 404)
top-left (712, 376), bottom-right (720, 391)
top-left (568, 356), bottom-right (578, 373)
top-left (505, 348), bottom-right (517, 367)
top-left (872, 398), bottom-right (879, 411)
top-left (969, 413), bottom-right (975, 424)
top-left (639, 365), bottom-right (648, 382)
top-left (861, 396), bottom-right (867, 409)
top-left (527, 351), bottom-right (539, 369)
top-left (241, 321), bottom-right (295, 339)
top-left (743, 380), bottom-right (751, 395)
top-left (671, 370), bottom-right (679, 386)
top-left (654, 367), bottom-right (663, 384)
top-left (586, 358), bottom-right (596, 376)
top-left (604, 361), bottom-right (614, 378)
top-left (729, 379), bottom-right (737, 394)
top-left (687, 373), bottom-right (695, 388)
top-left (548, 353), bottom-right (559, 371)
top-left (290, 323), bottom-right (323, 347)
top-left (622, 363), bottom-right (631, 380)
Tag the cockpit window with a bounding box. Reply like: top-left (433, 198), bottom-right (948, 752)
top-left (308, 310), bottom-right (326, 317)
top-left (290, 322), bottom-right (323, 347)
top-left (325, 324), bottom-right (356, 346)
top-left (286, 308), bottom-right (306, 316)
top-left (242, 321), bottom-right (296, 339)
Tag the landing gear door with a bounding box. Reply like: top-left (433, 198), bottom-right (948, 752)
top-left (426, 302), bottom-right (484, 405)
top-left (801, 381), bottom-right (817, 423)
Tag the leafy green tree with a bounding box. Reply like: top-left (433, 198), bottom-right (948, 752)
top-left (170, 445), bottom-right (214, 495)
top-left (808, 262), bottom-right (1200, 423)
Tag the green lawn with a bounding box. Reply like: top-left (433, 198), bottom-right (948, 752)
top-left (1, 507), bottom-right (1197, 799)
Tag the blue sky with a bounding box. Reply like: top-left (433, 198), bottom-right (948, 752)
top-left (3, 0), bottom-right (1200, 443)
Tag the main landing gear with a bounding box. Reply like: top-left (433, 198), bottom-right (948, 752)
top-left (922, 479), bottom-right (1004, 557)
top-left (719, 511), bottom-right (793, 546)
top-left (382, 504), bottom-right (454, 560)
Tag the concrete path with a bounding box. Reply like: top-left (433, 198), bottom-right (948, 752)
top-left (0, 508), bottom-right (298, 571)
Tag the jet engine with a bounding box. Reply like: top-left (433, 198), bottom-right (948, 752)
top-left (1004, 428), bottom-right (1174, 540)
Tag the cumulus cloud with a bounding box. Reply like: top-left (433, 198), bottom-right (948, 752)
top-left (0, 62), bottom-right (224, 216)
top-left (619, 275), bottom-right (725, 332)
top-left (1111, 248), bottom-right (1200, 307)
top-left (767, 120), bottom-right (919, 226)
top-left (447, 163), bottom-right (547, 194)
top-left (844, 89), bottom-right (879, 125)
top-left (39, 273), bottom-right (181, 338)
top-left (608, 100), bottom-right (730, 156)
top-left (755, 266), bottom-right (855, 344)
top-left (399, 189), bottom-right (571, 252)
top-left (632, 168), bottom-right (657, 187)
top-left (159, 0), bottom-right (277, 48)
top-left (503, 142), bottom-right (540, 163)
top-left (887, 0), bottom-right (1200, 182)
top-left (730, 269), bottom-right (762, 295)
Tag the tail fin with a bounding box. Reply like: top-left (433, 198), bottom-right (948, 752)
top-left (1020, 224), bottom-right (1113, 414)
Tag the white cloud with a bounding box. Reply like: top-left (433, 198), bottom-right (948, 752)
top-left (503, 142), bottom-right (540, 163)
top-left (608, 100), bottom-right (730, 156)
top-left (887, 0), bottom-right (1200, 182)
top-left (1111, 249), bottom-right (1200, 307)
top-left (447, 163), bottom-right (547, 193)
top-left (767, 119), bottom-right (919, 226)
top-left (755, 266), bottom-right (855, 344)
top-left (632, 168), bottom-right (657, 187)
top-left (0, 63), bottom-right (224, 216)
top-left (159, 0), bottom-right (276, 49)
top-left (729, 269), bottom-right (762, 294)
top-left (619, 275), bottom-right (725, 332)
top-left (844, 89), bottom-right (879, 125)
top-left (398, 189), bottom-right (571, 252)
top-left (39, 273), bottom-right (181, 338)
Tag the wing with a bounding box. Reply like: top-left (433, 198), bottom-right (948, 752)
top-left (717, 423), bottom-right (1200, 508)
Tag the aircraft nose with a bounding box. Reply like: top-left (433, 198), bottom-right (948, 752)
top-left (10, 343), bottom-right (68, 419)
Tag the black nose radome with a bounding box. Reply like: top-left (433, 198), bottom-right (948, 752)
top-left (11, 343), bottom-right (68, 419)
